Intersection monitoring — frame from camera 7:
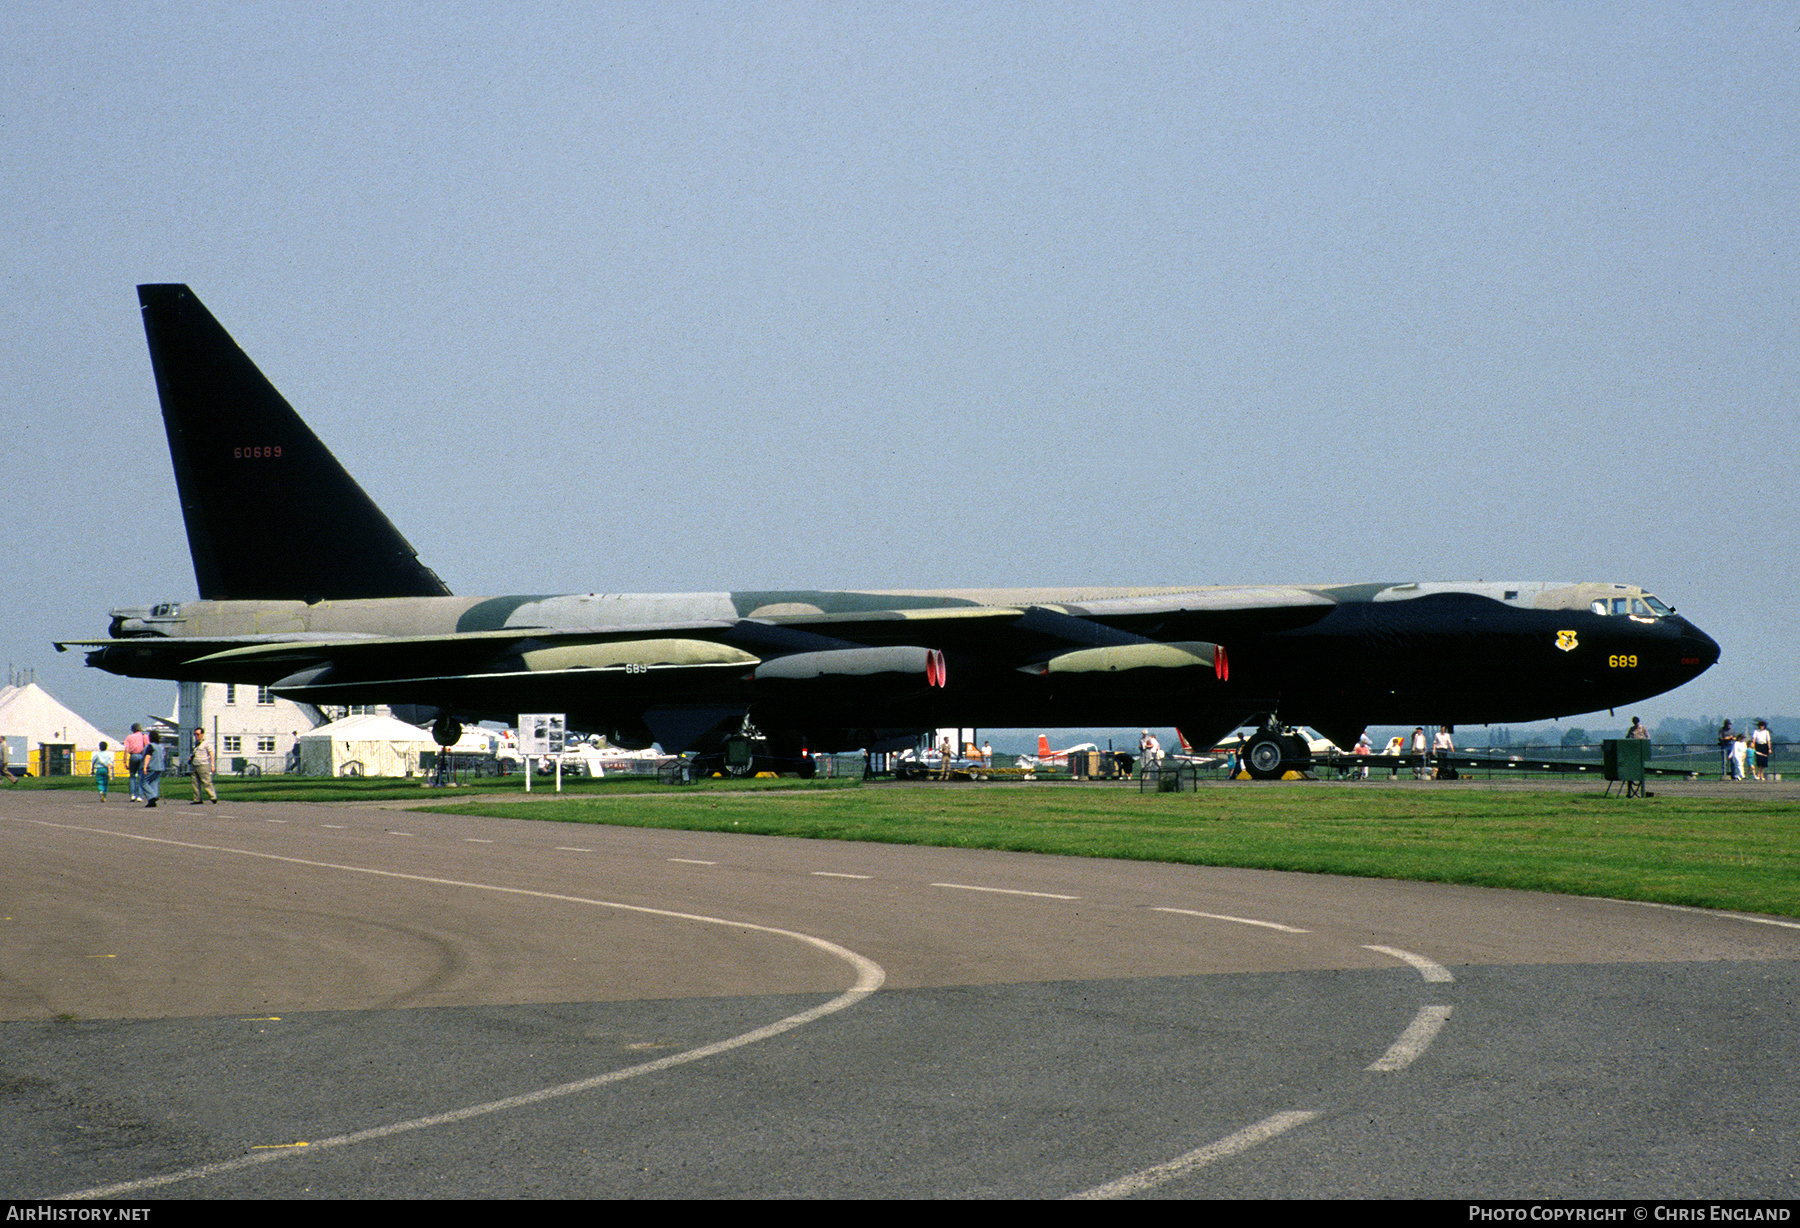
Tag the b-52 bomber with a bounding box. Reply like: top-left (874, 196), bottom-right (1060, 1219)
top-left (58, 285), bottom-right (1721, 778)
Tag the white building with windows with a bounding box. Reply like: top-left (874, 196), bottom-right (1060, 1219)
top-left (169, 682), bottom-right (332, 775)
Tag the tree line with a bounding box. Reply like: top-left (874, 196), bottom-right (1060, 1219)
top-left (1467, 715), bottom-right (1793, 748)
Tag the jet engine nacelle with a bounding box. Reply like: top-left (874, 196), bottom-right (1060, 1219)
top-left (754, 646), bottom-right (947, 686)
top-left (1043, 640), bottom-right (1226, 678)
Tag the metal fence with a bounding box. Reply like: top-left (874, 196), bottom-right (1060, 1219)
top-left (224, 753), bottom-right (291, 777)
top-left (1423, 741), bottom-right (1795, 782)
top-left (1135, 741), bottom-right (1796, 788)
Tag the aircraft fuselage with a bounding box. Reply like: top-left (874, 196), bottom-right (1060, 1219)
top-left (87, 579), bottom-right (1719, 754)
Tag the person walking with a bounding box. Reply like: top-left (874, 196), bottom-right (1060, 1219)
top-left (142, 735), bottom-right (166, 808)
top-left (93, 741), bottom-right (112, 801)
top-left (190, 728), bottom-right (218, 804)
top-left (125, 723), bottom-right (150, 800)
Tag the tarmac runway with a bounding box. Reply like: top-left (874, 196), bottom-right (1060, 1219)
top-left (2, 787), bottom-right (1795, 1199)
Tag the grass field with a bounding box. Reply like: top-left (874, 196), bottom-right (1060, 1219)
top-left (427, 780), bottom-right (1800, 919)
top-left (20, 771), bottom-right (1796, 917)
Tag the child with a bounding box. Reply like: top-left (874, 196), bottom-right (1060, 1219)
top-left (93, 742), bottom-right (112, 801)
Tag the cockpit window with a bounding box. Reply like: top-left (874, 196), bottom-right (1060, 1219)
top-left (1592, 594), bottom-right (1669, 618)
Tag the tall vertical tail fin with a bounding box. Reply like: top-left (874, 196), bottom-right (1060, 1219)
top-left (138, 285), bottom-right (451, 601)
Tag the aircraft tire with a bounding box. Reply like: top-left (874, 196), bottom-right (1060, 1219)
top-left (431, 715), bottom-right (463, 748)
top-left (1244, 734), bottom-right (1287, 780)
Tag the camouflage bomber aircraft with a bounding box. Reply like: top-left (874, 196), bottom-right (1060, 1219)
top-left (58, 285), bottom-right (1721, 777)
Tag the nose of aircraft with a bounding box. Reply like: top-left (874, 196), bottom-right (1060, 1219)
top-left (1670, 615), bottom-right (1721, 680)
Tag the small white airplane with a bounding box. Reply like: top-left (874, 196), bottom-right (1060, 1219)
top-left (1207, 726), bottom-right (1340, 757)
top-left (1015, 734), bottom-right (1101, 769)
top-left (495, 730), bottom-right (672, 776)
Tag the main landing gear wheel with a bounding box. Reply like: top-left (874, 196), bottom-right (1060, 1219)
top-left (1244, 733), bottom-right (1287, 780)
top-left (1243, 729), bottom-right (1312, 780)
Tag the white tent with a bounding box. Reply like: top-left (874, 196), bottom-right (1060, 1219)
top-left (297, 713), bottom-right (436, 778)
top-left (0, 683), bottom-right (120, 775)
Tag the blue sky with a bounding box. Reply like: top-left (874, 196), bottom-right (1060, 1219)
top-left (5, 2), bottom-right (1793, 737)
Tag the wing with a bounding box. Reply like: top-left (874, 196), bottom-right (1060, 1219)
top-left (60, 586), bottom-right (1339, 751)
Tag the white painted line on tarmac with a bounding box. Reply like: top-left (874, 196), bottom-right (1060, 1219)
top-left (1152, 906), bottom-right (1309, 933)
top-left (668, 858), bottom-right (717, 866)
top-left (266, 819), bottom-right (287, 824)
top-left (1367, 1005), bottom-right (1453, 1072)
top-left (1617, 899), bottom-right (1800, 931)
top-left (812, 872), bottom-right (873, 879)
top-left (387, 831), bottom-right (414, 837)
top-left (19, 818), bottom-right (887, 1201)
top-left (1068, 1110), bottom-right (1322, 1199)
top-left (464, 838), bottom-right (494, 844)
top-left (322, 824), bottom-right (346, 829)
top-left (1362, 944), bottom-right (1454, 982)
top-left (932, 882), bottom-right (1080, 900)
top-left (555, 846), bottom-right (591, 852)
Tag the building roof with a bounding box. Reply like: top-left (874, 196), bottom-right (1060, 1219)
top-left (0, 682), bottom-right (117, 749)
top-left (299, 712), bottom-right (436, 743)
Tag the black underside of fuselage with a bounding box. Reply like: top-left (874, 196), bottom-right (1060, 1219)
top-left (1236, 593), bottom-right (1719, 733)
